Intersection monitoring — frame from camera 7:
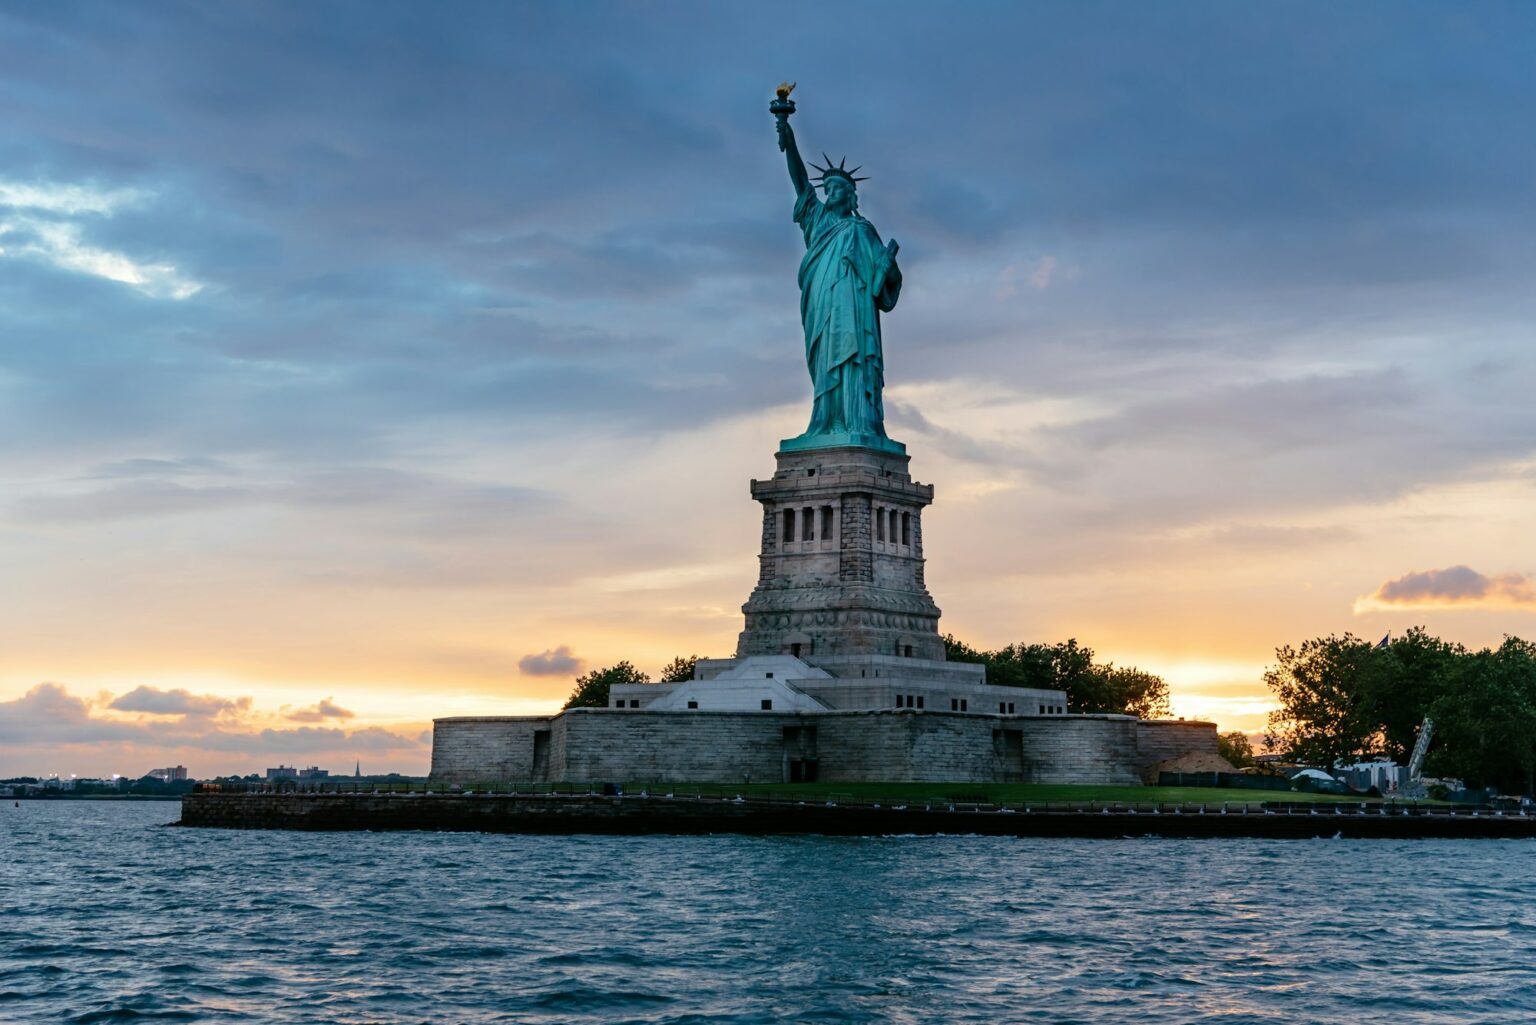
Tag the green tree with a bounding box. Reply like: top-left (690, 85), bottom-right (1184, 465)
top-left (1363, 627), bottom-right (1464, 762)
top-left (658, 655), bottom-right (703, 683)
top-left (942, 635), bottom-right (1169, 717)
top-left (1217, 731), bottom-right (1256, 768)
top-left (946, 637), bottom-right (1092, 693)
top-left (1426, 636), bottom-right (1536, 793)
top-left (942, 633), bottom-right (987, 664)
top-left (1264, 634), bottom-right (1392, 767)
top-left (1040, 640), bottom-right (1102, 706)
top-left (563, 661), bottom-right (649, 710)
top-left (1095, 664), bottom-right (1172, 719)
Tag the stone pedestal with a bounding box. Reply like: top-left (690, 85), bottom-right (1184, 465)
top-left (737, 445), bottom-right (945, 661)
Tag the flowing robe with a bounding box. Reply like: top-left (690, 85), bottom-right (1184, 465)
top-left (794, 184), bottom-right (901, 440)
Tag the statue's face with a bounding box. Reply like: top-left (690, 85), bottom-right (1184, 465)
top-left (824, 176), bottom-right (856, 214)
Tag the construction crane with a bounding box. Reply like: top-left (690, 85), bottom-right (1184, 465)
top-left (1398, 716), bottom-right (1434, 799)
top-left (1407, 716), bottom-right (1435, 781)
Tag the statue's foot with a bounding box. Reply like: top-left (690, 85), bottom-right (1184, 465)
top-left (779, 430), bottom-right (906, 455)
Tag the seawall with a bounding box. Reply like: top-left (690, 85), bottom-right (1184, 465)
top-left (430, 710), bottom-right (1219, 786)
top-left (177, 792), bottom-right (1536, 839)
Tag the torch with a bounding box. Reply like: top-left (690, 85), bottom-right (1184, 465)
top-left (771, 81), bottom-right (796, 151)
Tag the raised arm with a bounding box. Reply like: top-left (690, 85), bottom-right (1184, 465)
top-left (778, 120), bottom-right (811, 196)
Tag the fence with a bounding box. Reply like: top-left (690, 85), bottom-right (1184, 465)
top-left (1159, 771), bottom-right (1298, 792)
top-left (188, 781), bottom-right (1527, 817)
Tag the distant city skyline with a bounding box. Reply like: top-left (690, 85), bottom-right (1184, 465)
top-left (2, 760), bottom-right (390, 783)
top-left (3, 2), bottom-right (1534, 776)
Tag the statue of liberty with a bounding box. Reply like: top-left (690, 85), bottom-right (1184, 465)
top-left (772, 85), bottom-right (905, 453)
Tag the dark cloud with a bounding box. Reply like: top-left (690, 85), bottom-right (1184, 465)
top-left (254, 725), bottom-right (420, 754)
top-left (18, 480), bottom-right (255, 522)
top-left (108, 685), bottom-right (249, 718)
top-left (1057, 371), bottom-right (1412, 461)
top-left (13, 466), bottom-right (553, 529)
top-left (887, 355), bottom-right (1532, 548)
top-left (0, 681), bottom-right (421, 759)
top-left (0, 1), bottom-right (1529, 561)
top-left (1364, 566), bottom-right (1536, 609)
top-left (1, 682), bottom-right (88, 722)
top-left (518, 646), bottom-right (584, 677)
top-left (284, 697), bottom-right (355, 723)
top-left (1, 4), bottom-right (1535, 764)
top-left (887, 399), bottom-right (1020, 467)
top-left (0, 684), bottom-right (145, 745)
top-left (902, 177), bottom-right (1014, 248)
top-left (85, 456), bottom-right (236, 479)
top-left (2, 1), bottom-right (1532, 481)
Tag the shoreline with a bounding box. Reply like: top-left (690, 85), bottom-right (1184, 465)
top-left (177, 791), bottom-right (1536, 839)
top-left (4, 794), bottom-right (184, 802)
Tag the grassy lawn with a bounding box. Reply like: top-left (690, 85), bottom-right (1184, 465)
top-left (614, 781), bottom-right (1380, 806)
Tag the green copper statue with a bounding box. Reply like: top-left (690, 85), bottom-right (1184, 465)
top-left (772, 84), bottom-right (905, 454)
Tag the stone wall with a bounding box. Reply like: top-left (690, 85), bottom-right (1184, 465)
top-left (431, 716), bottom-right (550, 784)
top-left (1015, 716), bottom-right (1144, 785)
top-left (812, 713), bottom-right (913, 780)
top-left (556, 709), bottom-right (792, 783)
top-left (430, 710), bottom-right (1220, 787)
top-left (891, 713), bottom-right (1000, 782)
top-left (179, 791), bottom-right (1536, 838)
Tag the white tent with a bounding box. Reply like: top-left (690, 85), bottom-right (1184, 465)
top-left (1290, 768), bottom-right (1336, 782)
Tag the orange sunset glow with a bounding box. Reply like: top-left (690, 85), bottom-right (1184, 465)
top-left (3, 7), bottom-right (1533, 780)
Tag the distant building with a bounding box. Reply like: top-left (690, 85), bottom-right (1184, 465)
top-left (297, 766), bottom-right (329, 779)
top-left (1337, 760), bottom-right (1403, 792)
top-left (265, 765), bottom-right (299, 780)
top-left (146, 766), bottom-right (189, 782)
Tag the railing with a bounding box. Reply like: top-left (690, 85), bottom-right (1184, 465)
top-left (188, 781), bottom-right (1529, 817)
top-left (193, 780), bottom-right (594, 796)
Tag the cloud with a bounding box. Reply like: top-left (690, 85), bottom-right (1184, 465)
top-left (16, 479), bottom-right (254, 521)
top-left (1355, 566), bottom-right (1536, 612)
top-left (887, 399), bottom-right (1020, 466)
top-left (3, 4), bottom-right (1536, 770)
top-left (86, 457), bottom-right (236, 479)
top-left (0, 683), bottom-right (152, 744)
top-left (2, 682), bottom-right (90, 722)
top-left (994, 266), bottom-right (1018, 302)
top-left (14, 466), bottom-right (552, 527)
top-left (0, 682), bottom-right (423, 770)
top-left (0, 216), bottom-right (203, 299)
top-left (108, 685), bottom-right (250, 718)
top-left (518, 645), bottom-right (584, 676)
top-left (0, 180), bottom-right (148, 216)
top-left (284, 697), bottom-right (355, 722)
top-left (1029, 255), bottom-right (1057, 290)
top-left (254, 725), bottom-right (420, 754)
top-left (990, 255), bottom-right (1058, 303)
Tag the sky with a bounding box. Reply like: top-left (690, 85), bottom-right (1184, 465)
top-left (1, 1), bottom-right (1533, 778)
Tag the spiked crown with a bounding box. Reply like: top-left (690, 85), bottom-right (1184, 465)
top-left (810, 153), bottom-right (868, 189)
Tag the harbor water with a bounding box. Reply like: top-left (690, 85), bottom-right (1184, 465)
top-left (2, 801), bottom-right (1533, 1024)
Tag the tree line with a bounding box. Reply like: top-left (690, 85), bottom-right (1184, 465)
top-left (564, 655), bottom-right (700, 709)
top-left (563, 640), bottom-right (1171, 718)
top-left (1264, 627), bottom-right (1536, 794)
top-left (942, 635), bottom-right (1171, 717)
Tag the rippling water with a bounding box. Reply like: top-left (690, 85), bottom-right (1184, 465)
top-left (3, 801), bottom-right (1535, 1023)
